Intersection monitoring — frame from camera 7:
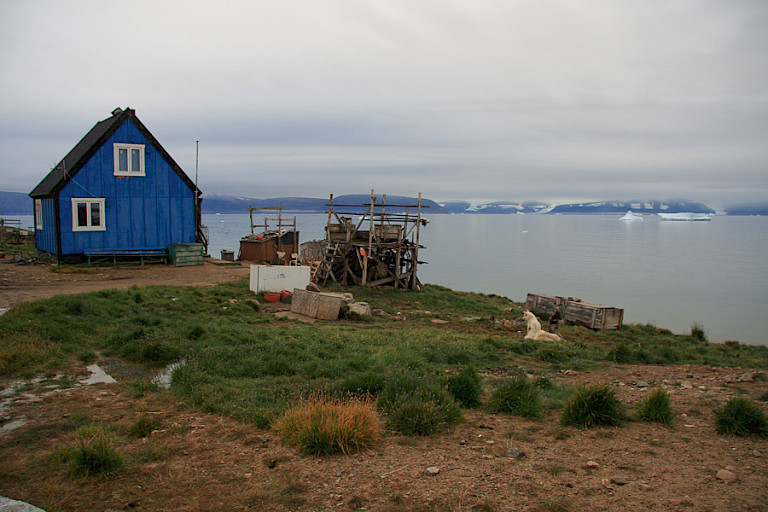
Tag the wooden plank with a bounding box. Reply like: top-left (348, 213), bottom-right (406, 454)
top-left (290, 288), bottom-right (342, 320)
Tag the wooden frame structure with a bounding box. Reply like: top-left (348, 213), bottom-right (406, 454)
top-left (239, 203), bottom-right (299, 264)
top-left (313, 190), bottom-right (427, 290)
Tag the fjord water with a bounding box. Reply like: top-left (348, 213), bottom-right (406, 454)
top-left (204, 213), bottom-right (767, 346)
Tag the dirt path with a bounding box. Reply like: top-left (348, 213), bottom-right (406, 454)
top-left (0, 259), bottom-right (250, 309)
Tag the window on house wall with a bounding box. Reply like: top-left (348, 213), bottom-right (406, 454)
top-left (113, 143), bottom-right (145, 176)
top-left (71, 198), bottom-right (106, 231)
top-left (35, 199), bottom-right (43, 230)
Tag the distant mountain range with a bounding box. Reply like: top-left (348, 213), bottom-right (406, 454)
top-left (2, 190), bottom-right (766, 216)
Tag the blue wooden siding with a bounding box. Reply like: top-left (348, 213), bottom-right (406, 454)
top-left (35, 197), bottom-right (57, 254)
top-left (57, 119), bottom-right (195, 256)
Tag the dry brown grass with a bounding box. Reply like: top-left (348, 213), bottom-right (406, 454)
top-left (273, 394), bottom-right (382, 455)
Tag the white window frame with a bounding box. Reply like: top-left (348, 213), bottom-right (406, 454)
top-left (113, 143), bottom-right (145, 176)
top-left (71, 198), bottom-right (106, 232)
top-left (35, 199), bottom-right (43, 230)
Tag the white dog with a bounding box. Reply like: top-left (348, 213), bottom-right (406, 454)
top-left (523, 310), bottom-right (563, 342)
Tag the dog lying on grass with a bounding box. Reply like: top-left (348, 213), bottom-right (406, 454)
top-left (523, 310), bottom-right (563, 342)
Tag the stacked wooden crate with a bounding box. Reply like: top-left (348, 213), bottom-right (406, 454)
top-left (169, 243), bottom-right (204, 266)
top-left (525, 293), bottom-right (623, 330)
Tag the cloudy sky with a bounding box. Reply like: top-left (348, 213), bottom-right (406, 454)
top-left (1, 0), bottom-right (766, 208)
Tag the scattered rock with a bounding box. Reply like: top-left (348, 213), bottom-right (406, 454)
top-left (738, 373), bottom-right (754, 382)
top-left (716, 469), bottom-right (737, 483)
top-left (505, 448), bottom-right (526, 459)
top-left (305, 282), bottom-right (321, 292)
top-left (681, 382), bottom-right (694, 389)
top-left (431, 319), bottom-right (449, 324)
top-left (0, 496), bottom-right (46, 512)
top-left (371, 309), bottom-right (388, 316)
top-left (425, 466), bottom-right (440, 476)
top-left (636, 381), bottom-right (650, 388)
top-left (611, 476), bottom-right (630, 486)
top-left (347, 302), bottom-right (371, 317)
top-left (583, 461), bottom-right (600, 470)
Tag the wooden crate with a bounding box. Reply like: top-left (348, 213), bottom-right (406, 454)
top-left (169, 243), bottom-right (204, 266)
top-left (290, 288), bottom-right (343, 320)
top-left (525, 293), bottom-right (623, 330)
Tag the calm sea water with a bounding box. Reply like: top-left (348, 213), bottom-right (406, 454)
top-left (204, 213), bottom-right (768, 346)
top-left (11, 213), bottom-right (767, 345)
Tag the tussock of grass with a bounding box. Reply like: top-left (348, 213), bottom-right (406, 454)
top-left (378, 371), bottom-right (462, 436)
top-left (54, 424), bottom-right (126, 477)
top-left (444, 366), bottom-right (483, 408)
top-left (714, 397), bottom-right (768, 437)
top-left (636, 388), bottom-right (674, 426)
top-left (560, 384), bottom-right (625, 428)
top-left (129, 415), bottom-right (162, 438)
top-left (273, 394), bottom-right (382, 455)
top-left (487, 377), bottom-right (543, 418)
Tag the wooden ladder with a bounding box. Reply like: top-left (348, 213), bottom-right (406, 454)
top-left (312, 243), bottom-right (340, 283)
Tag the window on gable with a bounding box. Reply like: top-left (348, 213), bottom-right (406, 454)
top-left (71, 198), bottom-right (106, 232)
top-left (113, 143), bottom-right (145, 176)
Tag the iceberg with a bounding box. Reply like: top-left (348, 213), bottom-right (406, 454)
top-left (619, 211), bottom-right (643, 221)
top-left (658, 212), bottom-right (712, 221)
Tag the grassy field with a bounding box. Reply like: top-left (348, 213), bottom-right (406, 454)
top-left (2, 278), bottom-right (767, 431)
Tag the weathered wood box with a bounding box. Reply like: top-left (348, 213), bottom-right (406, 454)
top-left (290, 288), bottom-right (343, 320)
top-left (525, 293), bottom-right (624, 330)
top-left (169, 243), bottom-right (204, 266)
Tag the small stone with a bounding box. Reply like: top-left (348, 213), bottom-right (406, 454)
top-left (716, 469), bottom-right (737, 483)
top-left (425, 466), bottom-right (440, 476)
top-left (347, 302), bottom-right (372, 317)
top-left (738, 373), bottom-right (754, 382)
top-left (584, 461), bottom-right (600, 470)
top-left (681, 382), bottom-right (694, 389)
top-left (636, 381), bottom-right (650, 388)
top-left (505, 448), bottom-right (526, 459)
top-left (611, 476), bottom-right (630, 486)
top-left (667, 374), bottom-right (680, 380)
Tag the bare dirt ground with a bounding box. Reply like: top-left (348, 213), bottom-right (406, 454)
top-left (1, 262), bottom-right (768, 512)
top-left (0, 259), bottom-right (251, 308)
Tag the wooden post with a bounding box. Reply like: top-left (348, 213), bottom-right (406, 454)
top-left (363, 189), bottom-right (374, 286)
top-left (413, 192), bottom-right (422, 290)
top-left (326, 194), bottom-right (334, 244)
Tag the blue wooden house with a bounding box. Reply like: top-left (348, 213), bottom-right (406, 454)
top-left (29, 107), bottom-right (204, 262)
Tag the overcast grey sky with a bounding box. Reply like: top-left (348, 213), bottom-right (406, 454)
top-left (1, 0), bottom-right (766, 208)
